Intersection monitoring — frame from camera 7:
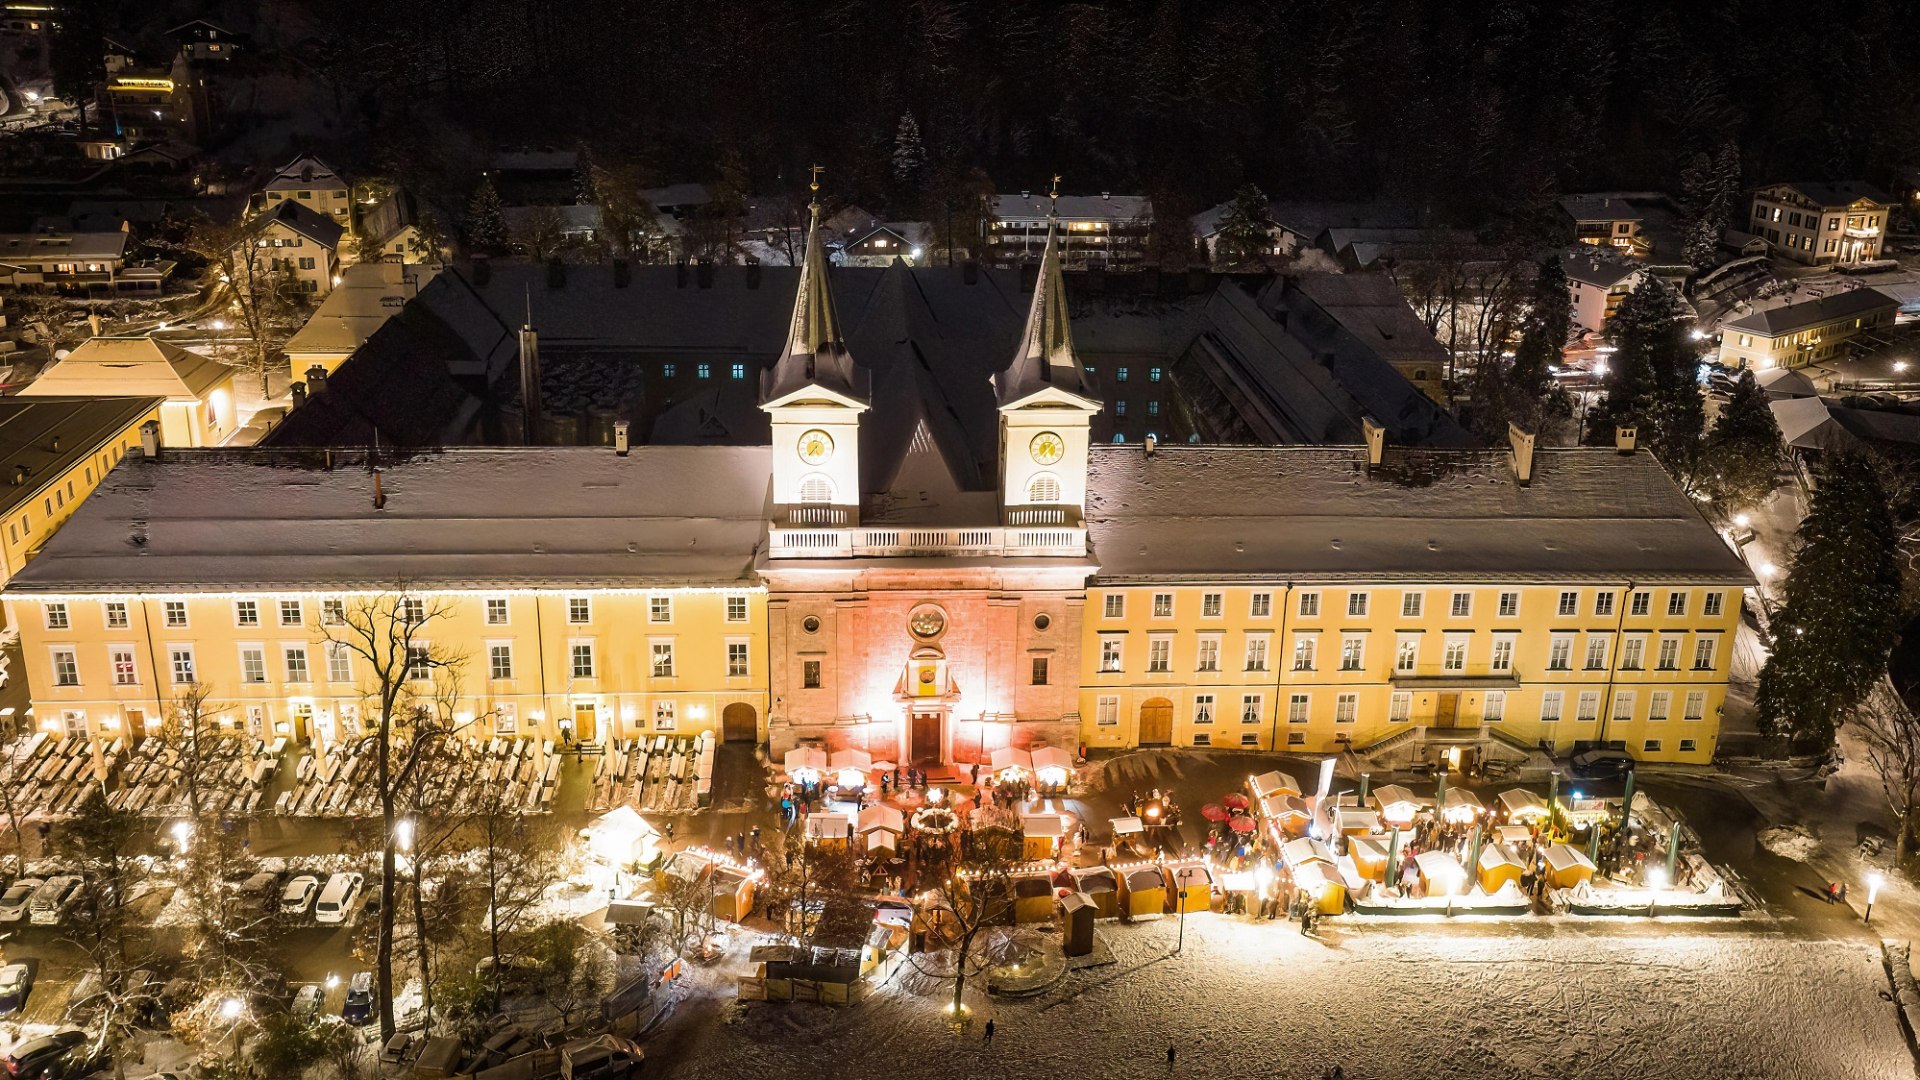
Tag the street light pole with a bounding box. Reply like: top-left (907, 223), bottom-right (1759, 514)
top-left (1867, 873), bottom-right (1884, 925)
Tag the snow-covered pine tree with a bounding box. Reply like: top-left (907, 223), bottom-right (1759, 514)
top-left (892, 111), bottom-right (928, 187)
top-left (466, 176), bottom-right (510, 254)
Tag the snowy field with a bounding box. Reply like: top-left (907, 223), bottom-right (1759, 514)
top-left (658, 918), bottom-right (1911, 1080)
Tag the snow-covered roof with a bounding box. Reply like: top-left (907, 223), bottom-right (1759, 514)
top-left (20, 337), bottom-right (230, 402)
top-left (1479, 843), bottom-right (1523, 871)
top-left (1753, 367), bottom-right (1817, 399)
top-left (805, 812), bottom-right (851, 839)
top-left (8, 446), bottom-right (772, 593)
top-left (992, 193), bottom-right (1149, 224)
top-left (254, 198), bottom-right (344, 249)
top-left (284, 262), bottom-right (436, 359)
top-left (1543, 844), bottom-right (1595, 872)
top-left (1030, 746), bottom-right (1072, 773)
top-left (857, 804), bottom-right (904, 834)
top-left (990, 746), bottom-right (1032, 772)
top-left (1085, 444), bottom-right (1751, 584)
top-left (263, 155), bottom-right (346, 193)
top-left (1252, 770), bottom-right (1300, 797)
top-left (1719, 288), bottom-right (1896, 337)
top-left (0, 230), bottom-right (130, 264)
top-left (1497, 789), bottom-right (1549, 819)
top-left (1562, 251), bottom-right (1642, 289)
top-left (1022, 812), bottom-right (1066, 838)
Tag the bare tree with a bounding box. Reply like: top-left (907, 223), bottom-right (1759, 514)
top-left (1857, 684), bottom-right (1920, 865)
top-left (149, 682), bottom-right (238, 822)
top-left (465, 756), bottom-right (561, 1012)
top-left (910, 826), bottom-right (1024, 1017)
top-left (758, 830), bottom-right (869, 946)
top-left (58, 788), bottom-right (145, 1079)
top-left (187, 214), bottom-right (301, 398)
top-left (317, 586), bottom-right (468, 1040)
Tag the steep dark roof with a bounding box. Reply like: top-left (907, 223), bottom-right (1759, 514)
top-left (0, 397), bottom-right (163, 518)
top-left (256, 198), bottom-right (343, 249)
top-left (1765, 181), bottom-right (1891, 207)
top-left (1719, 288), bottom-right (1897, 336)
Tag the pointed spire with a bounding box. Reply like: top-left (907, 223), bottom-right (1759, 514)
top-left (763, 164), bottom-right (865, 406)
top-left (997, 175), bottom-right (1097, 408)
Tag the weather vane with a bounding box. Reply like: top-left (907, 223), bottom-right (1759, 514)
top-left (809, 163), bottom-right (824, 194)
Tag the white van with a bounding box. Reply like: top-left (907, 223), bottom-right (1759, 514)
top-left (314, 872), bottom-right (363, 925)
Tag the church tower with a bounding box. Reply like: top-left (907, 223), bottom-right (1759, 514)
top-left (760, 169), bottom-right (870, 525)
top-left (994, 180), bottom-right (1100, 524)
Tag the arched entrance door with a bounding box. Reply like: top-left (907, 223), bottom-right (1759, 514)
top-left (1138, 697), bottom-right (1174, 747)
top-left (722, 702), bottom-right (758, 743)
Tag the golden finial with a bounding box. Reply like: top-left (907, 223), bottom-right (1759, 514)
top-left (809, 164), bottom-right (824, 194)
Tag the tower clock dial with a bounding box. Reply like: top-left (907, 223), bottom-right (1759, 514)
top-left (1029, 431), bottom-right (1065, 465)
top-left (797, 429), bottom-right (834, 465)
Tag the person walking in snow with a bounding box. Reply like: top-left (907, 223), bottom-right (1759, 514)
top-left (983, 1018), bottom-right (995, 1046)
top-left (1166, 1043), bottom-right (1177, 1070)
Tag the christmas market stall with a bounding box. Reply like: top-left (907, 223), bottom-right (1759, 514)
top-left (1117, 862), bottom-right (1168, 919)
top-left (1348, 835), bottom-right (1390, 883)
top-left (1166, 859), bottom-right (1214, 913)
top-left (1543, 843), bottom-right (1597, 889)
top-left (1021, 811), bottom-right (1069, 862)
top-left (1067, 865), bottom-right (1119, 918)
top-left (1371, 784), bottom-right (1423, 828)
top-left (857, 804), bottom-right (905, 855)
top-left (1477, 843), bottom-right (1525, 894)
top-left (1497, 788), bottom-right (1550, 825)
top-left (1292, 859), bottom-right (1350, 915)
top-left (1412, 851), bottom-right (1469, 899)
top-left (784, 747), bottom-right (827, 788)
top-left (1011, 867), bottom-right (1057, 924)
top-left (990, 746), bottom-right (1033, 784)
top-left (1030, 745), bottom-right (1074, 793)
top-left (828, 748), bottom-right (872, 791)
top-left (1440, 787), bottom-right (1485, 825)
top-left (806, 811), bottom-right (853, 849)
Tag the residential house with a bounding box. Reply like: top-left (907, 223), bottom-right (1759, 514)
top-left (1563, 251), bottom-right (1646, 334)
top-left (838, 222), bottom-right (928, 267)
top-left (986, 193), bottom-right (1151, 270)
top-left (1715, 287), bottom-right (1898, 370)
top-left (1560, 193), bottom-right (1658, 256)
top-left (357, 190), bottom-right (433, 263)
top-left (246, 199), bottom-right (345, 296)
top-left (99, 52), bottom-right (208, 148)
top-left (20, 337), bottom-right (235, 447)
top-left (284, 261), bottom-right (440, 376)
top-left (164, 19), bottom-right (242, 61)
top-left (260, 156), bottom-right (352, 227)
top-left (1749, 182), bottom-right (1890, 266)
top-left (0, 397), bottom-right (163, 590)
top-left (0, 226), bottom-right (137, 293)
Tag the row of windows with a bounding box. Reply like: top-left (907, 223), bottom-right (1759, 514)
top-left (43, 593), bottom-right (754, 631)
top-left (1091, 688), bottom-right (1710, 728)
top-left (1754, 204), bottom-right (1881, 232)
top-left (48, 637), bottom-right (751, 689)
top-left (655, 362), bottom-right (750, 380)
top-left (5, 439), bottom-right (132, 548)
top-left (47, 695), bottom-right (704, 740)
top-left (1095, 630), bottom-right (1720, 675)
top-left (1099, 587), bottom-right (1725, 622)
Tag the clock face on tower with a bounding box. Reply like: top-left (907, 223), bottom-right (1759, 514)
top-left (1029, 431), bottom-right (1065, 465)
top-left (797, 429), bottom-right (834, 465)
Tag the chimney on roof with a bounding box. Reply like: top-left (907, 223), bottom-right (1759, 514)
top-left (48, 435), bottom-right (60, 453)
top-left (139, 420), bottom-right (160, 460)
top-left (614, 419), bottom-right (630, 456)
top-left (290, 381), bottom-right (307, 408)
top-left (306, 364), bottom-right (328, 394)
top-left (10, 467), bottom-right (24, 487)
top-left (1614, 424), bottom-right (1637, 454)
top-left (1362, 415), bottom-right (1386, 467)
top-left (1508, 422), bottom-right (1536, 485)
top-left (1144, 433), bottom-right (1157, 458)
top-left (519, 323), bottom-right (543, 446)
top-left (372, 469), bottom-right (386, 509)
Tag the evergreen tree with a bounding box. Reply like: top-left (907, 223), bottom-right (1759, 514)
top-left (1696, 368), bottom-right (1783, 514)
top-left (892, 112), bottom-right (928, 189)
top-left (1595, 276), bottom-right (1703, 474)
top-left (1212, 184), bottom-right (1276, 269)
top-left (1756, 451), bottom-right (1903, 747)
top-left (464, 176), bottom-right (510, 255)
top-left (1679, 139), bottom-right (1742, 271)
top-left (1511, 257), bottom-right (1571, 405)
top-left (572, 144), bottom-right (597, 205)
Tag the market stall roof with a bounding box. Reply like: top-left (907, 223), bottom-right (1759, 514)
top-left (1168, 862), bottom-right (1212, 888)
top-left (990, 746), bottom-right (1033, 772)
top-left (857, 804), bottom-right (904, 835)
top-left (1122, 866), bottom-right (1166, 890)
top-left (1414, 851), bottom-right (1469, 893)
top-left (1478, 843), bottom-right (1524, 871)
top-left (1372, 784), bottom-right (1423, 818)
top-left (828, 748), bottom-right (872, 771)
top-left (1293, 860), bottom-right (1348, 893)
top-left (1022, 812), bottom-right (1067, 838)
top-left (1110, 815), bottom-right (1144, 835)
top-left (805, 812), bottom-right (852, 840)
top-left (1030, 746), bottom-right (1073, 773)
top-left (1069, 866), bottom-right (1117, 891)
top-left (1351, 836), bottom-right (1388, 862)
top-left (584, 805), bottom-right (659, 861)
top-left (1497, 789), bottom-right (1549, 819)
top-left (784, 747), bottom-right (827, 774)
top-left (1496, 824), bottom-right (1533, 844)
top-left (1333, 805), bottom-right (1382, 832)
top-left (1443, 788), bottom-right (1485, 811)
top-left (1252, 770), bottom-right (1301, 797)
top-left (1543, 843), bottom-right (1596, 873)
top-left (1282, 836), bottom-right (1336, 868)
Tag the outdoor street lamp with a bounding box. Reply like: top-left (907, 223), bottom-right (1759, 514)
top-left (396, 818), bottom-right (415, 854)
top-left (221, 996), bottom-right (244, 1069)
top-left (1867, 872), bottom-right (1884, 925)
top-left (171, 820), bottom-right (193, 856)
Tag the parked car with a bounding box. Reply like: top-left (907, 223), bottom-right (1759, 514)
top-left (1571, 748), bottom-right (1636, 780)
top-left (237, 871), bottom-right (279, 911)
top-left (559, 1035), bottom-right (644, 1080)
top-left (341, 971), bottom-right (375, 1026)
top-left (0, 878), bottom-right (40, 922)
top-left (378, 1032), bottom-right (416, 1066)
top-left (291, 983), bottom-right (324, 1022)
top-left (2, 1027), bottom-right (87, 1077)
top-left (314, 873), bottom-right (363, 926)
top-left (28, 876), bottom-right (81, 925)
top-left (64, 971), bottom-right (107, 1025)
top-left (279, 875), bottom-right (319, 916)
top-left (0, 962), bottom-right (32, 1016)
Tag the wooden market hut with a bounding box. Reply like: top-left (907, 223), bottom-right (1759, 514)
top-left (1011, 870), bottom-right (1057, 924)
top-left (1030, 745), bottom-right (1073, 789)
top-left (1348, 836), bottom-right (1390, 882)
top-left (1412, 851), bottom-right (1469, 897)
top-left (1293, 860), bottom-right (1349, 915)
top-left (1371, 784), bottom-right (1423, 827)
top-left (1067, 865), bottom-right (1119, 919)
top-left (1497, 788), bottom-right (1550, 824)
top-left (1166, 860), bottom-right (1214, 913)
top-left (806, 811), bottom-right (853, 849)
top-left (857, 804), bottom-right (905, 855)
top-left (710, 861), bottom-right (759, 921)
top-left (1477, 843), bottom-right (1525, 894)
top-left (1118, 863), bottom-right (1167, 918)
top-left (1021, 812), bottom-right (1069, 862)
top-left (1440, 787), bottom-right (1486, 824)
top-left (1331, 803), bottom-right (1382, 837)
top-left (990, 746), bottom-right (1033, 782)
top-left (1251, 770), bottom-right (1302, 799)
top-left (1260, 792), bottom-right (1315, 837)
top-left (1543, 843), bottom-right (1597, 889)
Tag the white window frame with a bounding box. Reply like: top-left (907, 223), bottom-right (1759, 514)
top-left (1540, 691), bottom-right (1563, 723)
top-left (164, 601), bottom-right (188, 628)
top-left (1244, 634), bottom-right (1269, 672)
top-left (1193, 694), bottom-right (1215, 724)
top-left (1249, 592), bottom-right (1272, 619)
top-left (1612, 691), bottom-right (1635, 722)
top-left (1556, 591), bottom-right (1578, 617)
top-left (1201, 592), bottom-right (1223, 618)
top-left (1099, 636), bottom-right (1124, 673)
top-left (1484, 691), bottom-right (1505, 722)
top-left (239, 644), bottom-right (267, 684)
top-left (727, 639), bottom-right (750, 678)
top-left (1401, 591), bottom-right (1423, 618)
top-left (488, 641), bottom-right (514, 681)
top-left (279, 599), bottom-right (303, 627)
top-left (1450, 591), bottom-right (1472, 618)
top-left (570, 639), bottom-right (596, 680)
top-left (1347, 591), bottom-right (1369, 617)
top-left (1490, 634), bottom-right (1515, 673)
top-left (1339, 634), bottom-right (1365, 671)
top-left (1152, 592), bottom-right (1174, 618)
top-left (1548, 635), bottom-right (1572, 671)
top-left (108, 645), bottom-right (138, 686)
top-left (1648, 691), bottom-right (1671, 722)
top-left (1103, 594), bottom-right (1125, 619)
top-left (485, 596), bottom-right (510, 625)
top-left (1195, 635), bottom-right (1221, 672)
top-left (170, 645), bottom-right (196, 685)
top-left (1389, 692), bottom-right (1411, 722)
top-left (50, 645), bottom-right (79, 687)
top-left (1395, 635), bottom-right (1418, 673)
top-left (1147, 635), bottom-right (1172, 673)
top-left (1288, 693), bottom-right (1310, 724)
top-left (1334, 693), bottom-right (1358, 724)
top-left (1096, 696), bottom-right (1119, 726)
top-left (567, 596), bottom-right (592, 624)
top-left (649, 595), bottom-right (673, 623)
top-left (1240, 694), bottom-right (1262, 724)
top-left (1298, 592), bottom-right (1320, 617)
top-left (1703, 591), bottom-right (1725, 617)
top-left (44, 602), bottom-right (69, 630)
top-left (1292, 635), bottom-right (1317, 672)
top-left (326, 641), bottom-right (352, 683)
top-left (234, 600), bottom-right (259, 627)
top-left (1693, 636), bottom-right (1718, 671)
top-left (1685, 691), bottom-right (1707, 721)
top-left (726, 594), bottom-right (749, 622)
top-left (1443, 634), bottom-right (1468, 672)
top-left (103, 601), bottom-right (128, 629)
top-left (1497, 591), bottom-right (1519, 618)
top-left (1577, 690), bottom-right (1601, 722)
top-left (650, 640), bottom-right (675, 678)
top-left (283, 644), bottom-right (310, 684)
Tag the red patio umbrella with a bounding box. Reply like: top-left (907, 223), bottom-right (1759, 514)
top-left (1222, 793), bottom-right (1250, 810)
top-left (1229, 814), bottom-right (1256, 833)
top-left (1201, 803), bottom-right (1229, 822)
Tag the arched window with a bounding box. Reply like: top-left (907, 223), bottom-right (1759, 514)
top-left (1112, 434), bottom-right (1126, 444)
top-left (1027, 473), bottom-right (1061, 504)
top-left (799, 474), bottom-right (834, 504)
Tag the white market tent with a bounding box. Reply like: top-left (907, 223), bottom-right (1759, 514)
top-left (1030, 746), bottom-right (1073, 782)
top-left (584, 805), bottom-right (660, 865)
top-left (828, 748), bottom-right (872, 771)
top-left (1282, 836), bottom-right (1336, 870)
top-left (1110, 815), bottom-right (1144, 836)
top-left (1252, 770), bottom-right (1302, 798)
top-left (1413, 851), bottom-right (1469, 896)
top-left (1022, 812), bottom-right (1067, 839)
top-left (784, 747), bottom-right (827, 781)
top-left (805, 812), bottom-right (853, 842)
top-left (857, 804), bottom-right (905, 851)
top-left (1497, 788), bottom-right (1549, 822)
top-left (1372, 784), bottom-right (1422, 825)
top-left (1441, 787), bottom-right (1486, 823)
top-left (990, 746), bottom-right (1033, 776)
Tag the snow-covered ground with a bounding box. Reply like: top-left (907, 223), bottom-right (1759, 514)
top-left (657, 917), bottom-right (1910, 1079)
